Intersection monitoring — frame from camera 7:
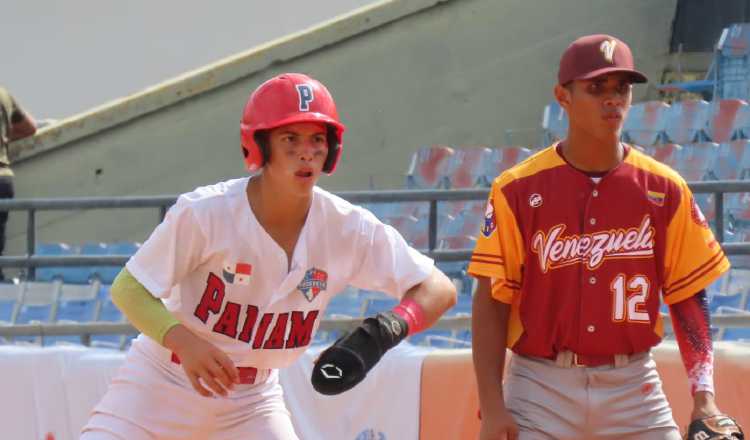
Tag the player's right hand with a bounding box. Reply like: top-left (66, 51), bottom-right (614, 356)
top-left (478, 406), bottom-right (519, 440)
top-left (163, 324), bottom-right (239, 397)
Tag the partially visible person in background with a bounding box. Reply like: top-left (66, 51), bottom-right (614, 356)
top-left (0, 87), bottom-right (37, 281)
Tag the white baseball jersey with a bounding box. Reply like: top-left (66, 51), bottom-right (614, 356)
top-left (125, 177), bottom-right (434, 370)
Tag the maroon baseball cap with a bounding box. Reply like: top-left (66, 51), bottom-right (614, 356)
top-left (558, 34), bottom-right (648, 85)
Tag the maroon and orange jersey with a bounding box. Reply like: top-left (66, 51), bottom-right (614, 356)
top-left (468, 144), bottom-right (730, 358)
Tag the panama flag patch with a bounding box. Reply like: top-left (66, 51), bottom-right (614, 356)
top-left (223, 262), bottom-right (252, 285)
top-left (297, 268), bottom-right (328, 302)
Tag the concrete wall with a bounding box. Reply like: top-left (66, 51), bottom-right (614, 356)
top-left (3, 0), bottom-right (376, 119)
top-left (6, 0), bottom-right (678, 255)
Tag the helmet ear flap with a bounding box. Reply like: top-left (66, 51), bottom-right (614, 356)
top-left (253, 131), bottom-right (271, 166)
top-left (322, 124), bottom-right (341, 174)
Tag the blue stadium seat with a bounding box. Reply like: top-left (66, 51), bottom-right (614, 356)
top-left (56, 283), bottom-right (98, 323)
top-left (708, 99), bottom-right (749, 143)
top-left (82, 242), bottom-right (122, 285)
top-left (405, 146), bottom-right (455, 189)
top-left (623, 101), bottom-right (670, 146)
top-left (445, 147), bottom-right (494, 189)
top-left (15, 281), bottom-right (61, 324)
top-left (710, 140), bottom-right (750, 180)
top-left (408, 328), bottom-right (455, 347)
top-left (709, 293), bottom-right (745, 314)
top-left (14, 281), bottom-right (62, 344)
top-left (95, 284), bottom-right (123, 322)
top-left (324, 292), bottom-right (363, 318)
top-left (542, 102), bottom-right (568, 143)
top-left (312, 329), bottom-right (341, 346)
top-left (663, 100), bottom-right (711, 144)
top-left (45, 283), bottom-right (99, 346)
top-left (455, 329), bottom-right (472, 344)
top-left (644, 143), bottom-right (682, 168)
top-left (91, 284), bottom-right (126, 349)
top-left (722, 327), bottom-right (750, 341)
top-left (362, 297), bottom-right (398, 316)
top-left (109, 241), bottom-right (140, 256)
top-left (0, 282), bottom-right (20, 324)
top-left (485, 147), bottom-right (533, 180)
top-left (673, 142), bottom-right (720, 181)
top-left (446, 293), bottom-right (473, 316)
top-left (35, 242), bottom-right (86, 283)
top-left (727, 268), bottom-right (750, 301)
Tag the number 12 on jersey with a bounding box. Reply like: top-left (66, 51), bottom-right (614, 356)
top-left (610, 274), bottom-right (651, 323)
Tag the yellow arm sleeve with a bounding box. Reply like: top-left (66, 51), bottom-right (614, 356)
top-left (110, 268), bottom-right (181, 346)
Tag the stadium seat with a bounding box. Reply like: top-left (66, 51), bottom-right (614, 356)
top-left (727, 268), bottom-right (750, 299)
top-left (445, 147), bottom-right (494, 189)
top-left (45, 283), bottom-right (99, 346)
top-left (408, 328), bottom-right (457, 347)
top-left (722, 327), bottom-right (750, 341)
top-left (708, 99), bottom-right (749, 143)
top-left (405, 146), bottom-right (455, 189)
top-left (644, 143), bottom-right (682, 168)
top-left (381, 214), bottom-right (429, 249)
top-left (35, 242), bottom-right (84, 283)
top-left (542, 102), bottom-right (568, 143)
top-left (82, 242), bottom-right (122, 285)
top-left (437, 212), bottom-right (479, 250)
top-left (56, 283), bottom-right (99, 323)
top-left (362, 296), bottom-right (398, 317)
top-left (89, 283), bottom-right (128, 349)
top-left (708, 293), bottom-right (745, 314)
top-left (673, 142), bottom-right (720, 181)
top-left (436, 261), bottom-right (473, 297)
top-left (324, 292), bottom-right (363, 318)
top-left (14, 281), bottom-right (63, 344)
top-left (109, 241), bottom-right (141, 256)
top-left (623, 101), bottom-right (670, 146)
top-left (711, 140), bottom-right (750, 180)
top-left (486, 147), bottom-right (533, 179)
top-left (0, 282), bottom-right (20, 324)
top-left (663, 99), bottom-right (711, 144)
top-left (15, 281), bottom-right (62, 324)
top-left (726, 222), bottom-right (750, 269)
top-left (455, 329), bottom-right (472, 344)
top-left (446, 293), bottom-right (473, 316)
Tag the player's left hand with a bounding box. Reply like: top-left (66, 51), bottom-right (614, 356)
top-left (311, 311), bottom-right (408, 395)
top-left (684, 415), bottom-right (744, 439)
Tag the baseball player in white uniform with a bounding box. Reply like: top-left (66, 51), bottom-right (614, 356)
top-left (80, 73), bottom-right (457, 439)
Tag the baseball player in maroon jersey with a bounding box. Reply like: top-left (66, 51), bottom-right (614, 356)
top-left (469, 35), bottom-right (742, 439)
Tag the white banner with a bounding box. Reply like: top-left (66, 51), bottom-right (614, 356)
top-left (0, 343), bottom-right (428, 440)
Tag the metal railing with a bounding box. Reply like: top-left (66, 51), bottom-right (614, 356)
top-left (1, 181), bottom-right (749, 270)
top-left (0, 180), bottom-right (748, 342)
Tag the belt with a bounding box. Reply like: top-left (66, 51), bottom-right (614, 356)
top-left (548, 350), bottom-right (648, 368)
top-left (170, 353), bottom-right (263, 385)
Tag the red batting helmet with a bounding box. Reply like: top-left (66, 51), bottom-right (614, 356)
top-left (240, 73), bottom-right (346, 174)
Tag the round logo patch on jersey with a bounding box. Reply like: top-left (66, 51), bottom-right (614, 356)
top-left (481, 200), bottom-right (497, 238)
top-left (690, 197), bottom-right (709, 228)
top-left (529, 193), bottom-right (543, 208)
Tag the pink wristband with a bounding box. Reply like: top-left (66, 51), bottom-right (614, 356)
top-left (392, 298), bottom-right (427, 335)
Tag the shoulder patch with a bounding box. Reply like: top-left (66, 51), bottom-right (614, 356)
top-left (690, 197), bottom-right (709, 228)
top-left (481, 199), bottom-right (497, 237)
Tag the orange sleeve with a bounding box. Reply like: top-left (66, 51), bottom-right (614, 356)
top-left (662, 180), bottom-right (730, 305)
top-left (468, 177), bottom-right (525, 304)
